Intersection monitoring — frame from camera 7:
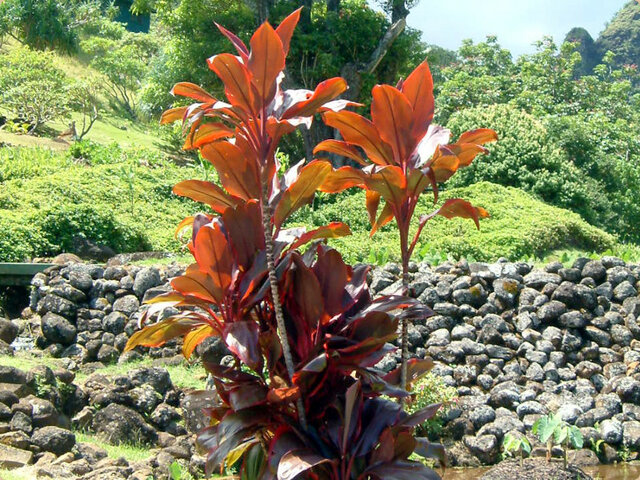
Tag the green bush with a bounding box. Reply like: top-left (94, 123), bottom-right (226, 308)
top-left (0, 46), bottom-right (71, 132)
top-left (0, 143), bottom-right (195, 261)
top-left (290, 182), bottom-right (617, 264)
top-left (405, 373), bottom-right (458, 439)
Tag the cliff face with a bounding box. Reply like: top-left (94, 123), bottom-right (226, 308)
top-left (564, 27), bottom-right (601, 76)
top-left (597, 1), bottom-right (640, 67)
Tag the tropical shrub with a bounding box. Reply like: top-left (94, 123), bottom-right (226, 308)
top-left (126, 10), bottom-right (449, 479)
top-left (501, 433), bottom-right (531, 467)
top-left (404, 374), bottom-right (457, 439)
top-left (314, 60), bottom-right (496, 391)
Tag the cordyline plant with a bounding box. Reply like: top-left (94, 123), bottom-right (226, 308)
top-left (314, 63), bottom-right (497, 392)
top-left (126, 9), bottom-right (445, 479)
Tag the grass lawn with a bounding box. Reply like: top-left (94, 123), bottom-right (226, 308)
top-left (0, 352), bottom-right (207, 391)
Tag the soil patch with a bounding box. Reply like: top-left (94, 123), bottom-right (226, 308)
top-left (479, 458), bottom-right (593, 480)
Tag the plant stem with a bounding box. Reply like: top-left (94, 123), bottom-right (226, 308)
top-left (399, 220), bottom-right (410, 400)
top-left (261, 183), bottom-right (308, 431)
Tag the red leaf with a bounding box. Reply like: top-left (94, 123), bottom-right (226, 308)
top-left (223, 321), bottom-right (262, 371)
top-left (322, 111), bottom-right (393, 166)
top-left (193, 225), bottom-right (233, 302)
top-left (312, 247), bottom-right (348, 318)
top-left (371, 85), bottom-right (414, 162)
top-left (273, 160), bottom-right (332, 228)
top-left (172, 180), bottom-right (239, 213)
top-left (208, 53), bottom-right (257, 114)
top-left (313, 139), bottom-right (367, 165)
top-left (384, 358), bottom-right (434, 386)
top-left (427, 148), bottom-right (461, 182)
top-left (319, 166), bottom-right (364, 193)
top-left (200, 142), bottom-right (261, 200)
top-left (275, 8), bottom-right (302, 56)
top-left (248, 22), bottom-right (285, 105)
top-left (222, 200), bottom-right (265, 269)
top-left (171, 82), bottom-right (217, 103)
top-left (288, 222), bottom-right (351, 251)
top-left (289, 256), bottom-right (324, 328)
top-left (401, 61), bottom-right (435, 138)
top-left (363, 165), bottom-right (406, 208)
top-left (215, 22), bottom-right (250, 62)
top-left (171, 268), bottom-right (220, 303)
top-left (183, 122), bottom-right (234, 150)
top-left (282, 77), bottom-right (348, 119)
top-left (277, 450), bottom-right (331, 480)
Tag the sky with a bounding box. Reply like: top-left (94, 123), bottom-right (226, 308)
top-left (407, 0), bottom-right (628, 57)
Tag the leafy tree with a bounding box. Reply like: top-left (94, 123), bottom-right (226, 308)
top-left (81, 21), bottom-right (159, 118)
top-left (0, 0), bottom-right (103, 52)
top-left (0, 47), bottom-right (70, 132)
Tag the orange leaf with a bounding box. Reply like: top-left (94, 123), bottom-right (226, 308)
top-left (282, 77), bottom-right (348, 119)
top-left (457, 128), bottom-right (498, 146)
top-left (161, 106), bottom-right (187, 125)
top-left (183, 324), bottom-right (218, 360)
top-left (370, 201), bottom-right (394, 236)
top-left (401, 62), bottom-right (435, 137)
top-left (275, 8), bottom-right (302, 56)
top-left (428, 150), bottom-right (461, 182)
top-left (365, 190), bottom-right (381, 225)
top-left (362, 165), bottom-right (406, 207)
top-left (435, 198), bottom-right (490, 229)
top-left (215, 22), bottom-right (249, 61)
top-left (172, 180), bottom-right (239, 213)
top-left (193, 226), bottom-right (233, 301)
top-left (274, 160), bottom-right (333, 228)
top-left (200, 142), bottom-right (261, 200)
top-left (445, 143), bottom-right (488, 167)
top-left (171, 82), bottom-right (217, 103)
top-left (174, 216), bottom-right (194, 239)
top-left (288, 222), bottom-right (351, 251)
top-left (125, 317), bottom-right (201, 351)
top-left (371, 85), bottom-right (414, 162)
top-left (183, 122), bottom-right (234, 150)
top-left (313, 139), bottom-right (366, 165)
top-left (248, 22), bottom-right (285, 105)
top-left (267, 386), bottom-right (300, 404)
top-left (322, 111), bottom-right (393, 166)
top-left (171, 268), bottom-right (220, 303)
top-left (208, 53), bottom-right (257, 114)
top-left (319, 166), bottom-right (364, 193)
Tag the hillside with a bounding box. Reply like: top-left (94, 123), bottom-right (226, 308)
top-left (597, 0), bottom-right (640, 66)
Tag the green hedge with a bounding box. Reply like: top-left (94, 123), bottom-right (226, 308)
top-left (0, 143), bottom-right (195, 261)
top-left (290, 182), bottom-right (617, 264)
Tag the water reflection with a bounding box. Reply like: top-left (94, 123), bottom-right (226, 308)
top-left (437, 463), bottom-right (640, 480)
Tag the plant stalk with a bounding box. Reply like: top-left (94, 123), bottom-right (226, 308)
top-left (399, 220), bottom-right (411, 401)
top-left (261, 184), bottom-right (308, 431)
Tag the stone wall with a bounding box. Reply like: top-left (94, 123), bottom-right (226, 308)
top-left (16, 256), bottom-right (640, 467)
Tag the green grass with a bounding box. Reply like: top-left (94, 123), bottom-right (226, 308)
top-left (0, 352), bottom-right (206, 390)
top-left (74, 431), bottom-right (155, 463)
top-left (0, 352), bottom-right (62, 370)
top-left (74, 357), bottom-right (207, 390)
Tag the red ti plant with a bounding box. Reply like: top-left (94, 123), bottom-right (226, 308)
top-left (126, 10), bottom-right (445, 479)
top-left (314, 62), bottom-right (497, 392)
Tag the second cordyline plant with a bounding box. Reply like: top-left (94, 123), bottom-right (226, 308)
top-left (126, 9), bottom-right (496, 479)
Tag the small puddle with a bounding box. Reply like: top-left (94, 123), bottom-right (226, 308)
top-left (437, 463), bottom-right (640, 480)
